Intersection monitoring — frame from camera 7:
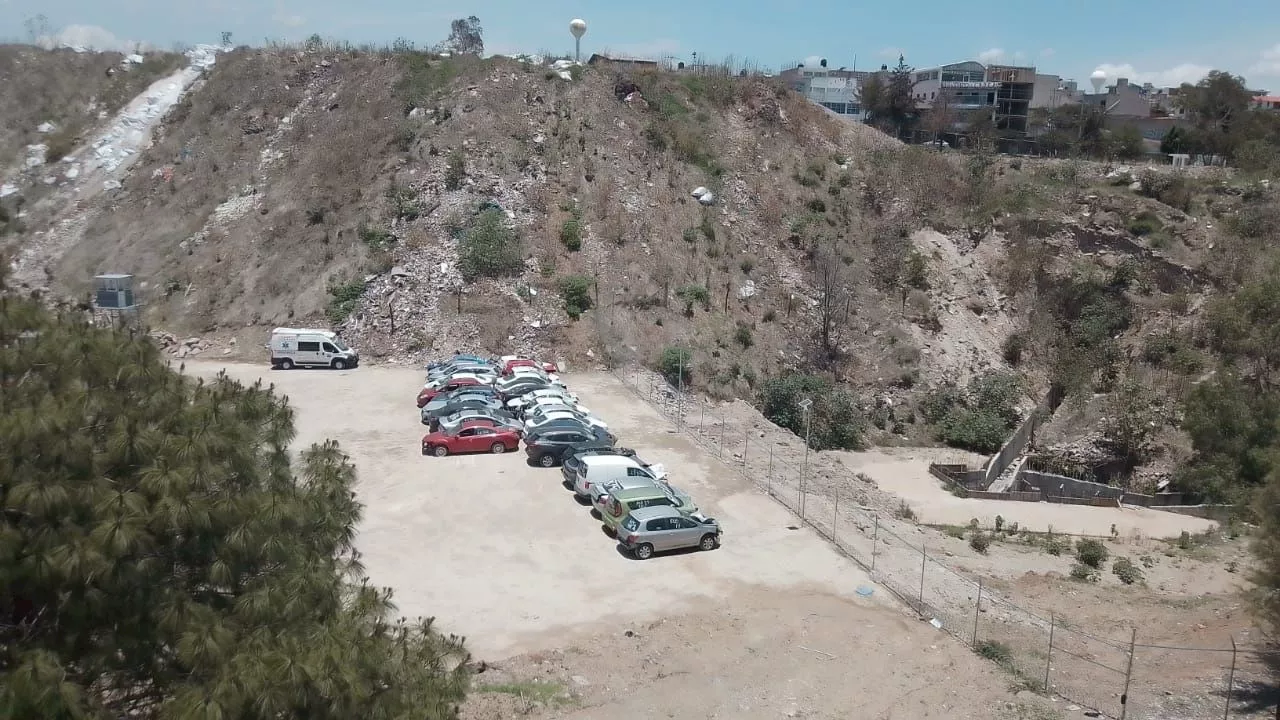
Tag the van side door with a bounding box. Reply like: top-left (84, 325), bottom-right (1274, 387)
top-left (296, 340), bottom-right (321, 364)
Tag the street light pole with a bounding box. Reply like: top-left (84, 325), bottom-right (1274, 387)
top-left (799, 398), bottom-right (813, 518)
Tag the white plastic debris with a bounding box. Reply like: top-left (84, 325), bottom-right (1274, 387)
top-left (738, 280), bottom-right (756, 299)
top-left (690, 186), bottom-right (710, 199)
top-left (36, 122), bottom-right (55, 133)
top-left (124, 53), bottom-right (145, 65)
top-left (0, 183), bottom-right (18, 198)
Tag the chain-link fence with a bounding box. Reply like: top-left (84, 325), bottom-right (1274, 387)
top-left (610, 364), bottom-right (1280, 720)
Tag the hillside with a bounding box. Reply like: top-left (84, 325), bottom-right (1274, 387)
top-left (3, 43), bottom-right (1279, 498)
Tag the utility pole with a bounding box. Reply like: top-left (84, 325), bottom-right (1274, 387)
top-left (799, 398), bottom-right (813, 518)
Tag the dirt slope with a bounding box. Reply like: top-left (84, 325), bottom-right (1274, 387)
top-left (5, 44), bottom-right (1272, 467)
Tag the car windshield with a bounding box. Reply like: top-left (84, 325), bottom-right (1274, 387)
top-left (622, 516), bottom-right (640, 532)
top-left (332, 337), bottom-right (349, 351)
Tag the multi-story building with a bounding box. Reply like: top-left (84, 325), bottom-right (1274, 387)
top-left (909, 61), bottom-right (1035, 133)
top-left (777, 57), bottom-right (871, 118)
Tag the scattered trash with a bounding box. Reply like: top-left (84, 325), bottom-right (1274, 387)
top-left (929, 618), bottom-right (943, 630)
top-left (697, 191), bottom-right (715, 206)
top-left (0, 183), bottom-right (17, 198)
top-left (737, 280), bottom-right (756, 299)
top-left (799, 645), bottom-right (837, 660)
top-left (36, 122), bottom-right (55, 134)
top-left (855, 585), bottom-right (875, 597)
top-left (690, 186), bottom-right (710, 199)
top-left (24, 144), bottom-right (47, 169)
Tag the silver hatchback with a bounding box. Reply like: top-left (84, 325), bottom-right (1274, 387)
top-left (616, 505), bottom-right (721, 560)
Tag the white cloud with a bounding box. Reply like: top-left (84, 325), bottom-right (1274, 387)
top-left (1249, 43), bottom-right (1280, 79)
top-left (1091, 62), bottom-right (1212, 87)
top-left (978, 48), bottom-right (1005, 63)
top-left (274, 12), bottom-right (306, 28)
top-left (1040, 48), bottom-right (1056, 58)
top-left (878, 47), bottom-right (904, 59)
top-left (35, 24), bottom-right (150, 52)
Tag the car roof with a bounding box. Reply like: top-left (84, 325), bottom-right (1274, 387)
top-left (460, 419), bottom-right (497, 429)
top-left (609, 485), bottom-right (674, 502)
top-left (626, 505), bottom-right (681, 521)
top-left (582, 454), bottom-right (641, 468)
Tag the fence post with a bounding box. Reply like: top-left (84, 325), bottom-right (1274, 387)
top-left (700, 403), bottom-right (705, 434)
top-left (1224, 635), bottom-right (1237, 720)
top-left (719, 411), bottom-right (725, 458)
top-left (767, 446), bottom-right (773, 495)
top-left (742, 426), bottom-right (749, 467)
top-left (1120, 628), bottom-right (1136, 720)
top-left (918, 543), bottom-right (927, 613)
top-left (832, 485), bottom-right (839, 543)
top-left (871, 515), bottom-right (879, 572)
top-left (973, 579), bottom-right (983, 648)
top-left (1044, 613), bottom-right (1055, 693)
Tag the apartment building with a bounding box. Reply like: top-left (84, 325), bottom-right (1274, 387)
top-left (1252, 95), bottom-right (1280, 112)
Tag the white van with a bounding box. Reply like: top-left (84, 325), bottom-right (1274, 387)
top-left (573, 454), bottom-right (667, 499)
top-left (269, 327), bottom-right (360, 370)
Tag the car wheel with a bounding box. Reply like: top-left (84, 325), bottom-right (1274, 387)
top-left (634, 543), bottom-right (654, 560)
top-left (433, 445), bottom-right (449, 457)
top-left (490, 442), bottom-right (506, 454)
top-left (538, 453), bottom-right (557, 468)
top-left (331, 358), bottom-right (347, 370)
top-left (280, 358), bottom-right (294, 370)
top-left (699, 534), bottom-right (719, 551)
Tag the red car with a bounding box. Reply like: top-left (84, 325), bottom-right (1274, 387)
top-left (421, 419), bottom-right (521, 457)
top-left (416, 376), bottom-right (484, 408)
top-left (503, 357), bottom-right (558, 375)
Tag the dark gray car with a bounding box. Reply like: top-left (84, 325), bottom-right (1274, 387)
top-left (420, 395), bottom-right (503, 424)
top-left (617, 505), bottom-right (721, 559)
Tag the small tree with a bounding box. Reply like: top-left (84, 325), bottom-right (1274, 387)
top-left (659, 346), bottom-right (692, 387)
top-left (438, 16), bottom-right (483, 55)
top-left (1113, 124), bottom-right (1147, 160)
top-left (459, 208), bottom-right (524, 281)
top-left (444, 149), bottom-right (466, 190)
top-left (0, 275), bottom-right (471, 718)
top-left (558, 275), bottom-right (593, 319)
top-left (676, 283), bottom-right (710, 317)
top-left (757, 373), bottom-right (866, 451)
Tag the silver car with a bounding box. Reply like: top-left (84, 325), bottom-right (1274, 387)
top-left (616, 505), bottom-right (721, 560)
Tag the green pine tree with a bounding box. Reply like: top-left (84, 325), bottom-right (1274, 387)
top-left (0, 265), bottom-right (469, 719)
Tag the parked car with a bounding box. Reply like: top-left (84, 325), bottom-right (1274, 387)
top-left (422, 370), bottom-right (496, 391)
top-left (427, 358), bottom-right (494, 376)
top-left (420, 395), bottom-right (504, 424)
top-left (421, 419), bottom-right (521, 456)
top-left (499, 355), bottom-right (559, 374)
top-left (505, 365), bottom-right (562, 384)
top-left (574, 454), bottom-right (667, 501)
top-left (617, 506), bottom-right (721, 560)
top-left (525, 411), bottom-right (609, 435)
top-left (496, 378), bottom-right (557, 401)
top-left (523, 428), bottom-right (615, 468)
top-left (561, 446), bottom-right (638, 486)
top-left (506, 387), bottom-right (580, 412)
top-left (420, 386), bottom-right (498, 413)
top-left (417, 377), bottom-right (489, 407)
top-left (527, 416), bottom-right (615, 444)
top-left (428, 354), bottom-right (491, 370)
top-left (432, 407), bottom-right (523, 434)
top-left (596, 482), bottom-right (699, 534)
top-left (269, 327), bottom-right (360, 370)
top-left (514, 395), bottom-right (591, 419)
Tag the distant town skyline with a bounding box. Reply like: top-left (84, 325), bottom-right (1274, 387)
top-left (6, 0), bottom-right (1280, 91)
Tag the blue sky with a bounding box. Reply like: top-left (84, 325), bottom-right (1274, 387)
top-left (5, 0), bottom-right (1280, 90)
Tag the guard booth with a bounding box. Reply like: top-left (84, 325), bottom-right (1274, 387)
top-left (92, 273), bottom-right (141, 329)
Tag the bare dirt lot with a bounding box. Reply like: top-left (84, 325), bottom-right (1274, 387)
top-left (182, 360), bottom-right (1054, 720)
top-left (834, 448), bottom-right (1218, 539)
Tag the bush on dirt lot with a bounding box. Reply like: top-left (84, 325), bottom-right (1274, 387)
top-left (757, 372), bottom-right (867, 451)
top-left (459, 209), bottom-right (524, 281)
top-left (1076, 538), bottom-right (1110, 568)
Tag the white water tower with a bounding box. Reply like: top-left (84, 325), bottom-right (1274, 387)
top-left (569, 18), bottom-right (587, 63)
top-left (1090, 69), bottom-right (1107, 95)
